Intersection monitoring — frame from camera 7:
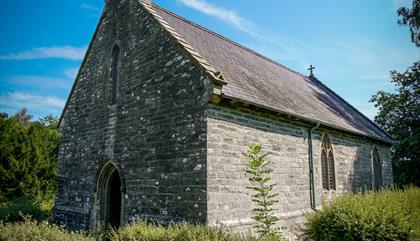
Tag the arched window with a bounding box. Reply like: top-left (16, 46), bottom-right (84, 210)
top-left (321, 134), bottom-right (336, 190)
top-left (328, 151), bottom-right (336, 190)
top-left (110, 45), bottom-right (120, 104)
top-left (372, 147), bottom-right (382, 190)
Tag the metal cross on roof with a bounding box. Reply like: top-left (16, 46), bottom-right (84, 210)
top-left (308, 65), bottom-right (315, 77)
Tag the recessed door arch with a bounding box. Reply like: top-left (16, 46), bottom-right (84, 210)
top-left (95, 162), bottom-right (125, 229)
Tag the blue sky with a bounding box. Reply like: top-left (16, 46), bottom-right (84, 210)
top-left (0, 0), bottom-right (418, 120)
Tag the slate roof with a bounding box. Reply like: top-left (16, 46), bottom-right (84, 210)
top-left (144, 2), bottom-right (392, 143)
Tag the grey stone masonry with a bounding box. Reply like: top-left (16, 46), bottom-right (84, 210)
top-left (51, 0), bottom-right (393, 239)
top-left (206, 105), bottom-right (392, 239)
top-left (52, 0), bottom-right (214, 230)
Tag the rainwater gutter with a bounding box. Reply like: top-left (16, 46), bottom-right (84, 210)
top-left (308, 122), bottom-right (320, 210)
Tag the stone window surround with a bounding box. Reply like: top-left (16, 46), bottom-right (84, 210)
top-left (319, 133), bottom-right (337, 192)
top-left (110, 44), bottom-right (121, 105)
top-left (94, 161), bottom-right (126, 229)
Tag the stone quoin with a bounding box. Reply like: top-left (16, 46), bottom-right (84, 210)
top-left (51, 0), bottom-right (393, 239)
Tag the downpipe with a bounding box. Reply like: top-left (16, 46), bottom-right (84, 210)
top-left (308, 122), bottom-right (320, 210)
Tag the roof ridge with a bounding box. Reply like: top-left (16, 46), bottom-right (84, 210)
top-left (151, 3), bottom-right (310, 80)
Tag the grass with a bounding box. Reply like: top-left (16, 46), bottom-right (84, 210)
top-left (109, 221), bottom-right (283, 241)
top-left (0, 198), bottom-right (50, 222)
top-left (0, 219), bottom-right (283, 241)
top-left (0, 218), bottom-right (94, 241)
top-left (1, 187), bottom-right (419, 241)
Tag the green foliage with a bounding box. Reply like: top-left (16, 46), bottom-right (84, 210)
top-left (0, 219), bottom-right (286, 241)
top-left (0, 198), bottom-right (49, 222)
top-left (109, 221), bottom-right (276, 241)
top-left (397, 0), bottom-right (419, 47)
top-left (372, 0), bottom-right (420, 187)
top-left (0, 109), bottom-right (59, 204)
top-left (0, 219), bottom-right (94, 241)
top-left (303, 187), bottom-right (420, 241)
top-left (243, 144), bottom-right (282, 239)
top-left (370, 62), bottom-right (420, 187)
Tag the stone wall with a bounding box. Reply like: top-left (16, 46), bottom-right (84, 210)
top-left (52, 0), bottom-right (214, 230)
top-left (51, 0), bottom-right (393, 236)
top-left (206, 105), bottom-right (392, 240)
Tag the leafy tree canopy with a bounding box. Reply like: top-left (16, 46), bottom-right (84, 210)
top-left (0, 109), bottom-right (59, 203)
top-left (371, 62), bottom-right (420, 186)
top-left (371, 0), bottom-right (420, 186)
top-left (397, 0), bottom-right (420, 47)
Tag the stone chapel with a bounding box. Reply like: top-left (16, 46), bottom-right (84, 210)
top-left (51, 0), bottom-right (393, 238)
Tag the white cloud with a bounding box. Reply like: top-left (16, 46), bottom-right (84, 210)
top-left (64, 67), bottom-right (80, 79)
top-left (0, 92), bottom-right (66, 117)
top-left (177, 0), bottom-right (312, 72)
top-left (176, 0), bottom-right (416, 122)
top-left (0, 92), bottom-right (65, 109)
top-left (81, 3), bottom-right (100, 12)
top-left (177, 0), bottom-right (255, 34)
top-left (176, 0), bottom-right (315, 70)
top-left (0, 67), bottom-right (79, 117)
top-left (7, 75), bottom-right (72, 89)
top-left (5, 67), bottom-right (79, 90)
top-left (0, 45), bottom-right (87, 60)
top-left (177, 0), bottom-right (418, 77)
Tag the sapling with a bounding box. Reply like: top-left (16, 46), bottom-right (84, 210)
top-left (243, 144), bottom-right (282, 239)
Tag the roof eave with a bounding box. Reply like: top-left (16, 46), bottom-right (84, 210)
top-left (216, 94), bottom-right (393, 146)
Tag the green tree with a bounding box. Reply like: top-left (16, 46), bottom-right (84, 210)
top-left (397, 0), bottom-right (419, 47)
top-left (243, 144), bottom-right (282, 239)
top-left (371, 63), bottom-right (420, 187)
top-left (370, 0), bottom-right (420, 187)
top-left (0, 109), bottom-right (59, 204)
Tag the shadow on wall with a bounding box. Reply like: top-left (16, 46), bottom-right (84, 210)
top-left (348, 146), bottom-right (374, 193)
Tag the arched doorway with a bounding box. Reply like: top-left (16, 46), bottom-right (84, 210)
top-left (106, 169), bottom-right (121, 228)
top-left (96, 162), bottom-right (123, 229)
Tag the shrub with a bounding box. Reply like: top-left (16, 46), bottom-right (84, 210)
top-left (0, 219), bottom-right (94, 241)
top-left (303, 187), bottom-right (420, 241)
top-left (109, 221), bottom-right (281, 241)
top-left (0, 198), bottom-right (49, 222)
